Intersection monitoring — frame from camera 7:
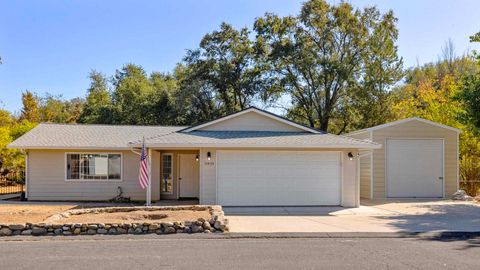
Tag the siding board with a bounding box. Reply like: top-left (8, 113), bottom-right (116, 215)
top-left (28, 149), bottom-right (160, 201)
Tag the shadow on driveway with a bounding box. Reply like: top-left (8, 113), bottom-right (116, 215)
top-left (371, 203), bottom-right (480, 233)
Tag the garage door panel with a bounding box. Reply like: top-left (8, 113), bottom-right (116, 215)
top-left (217, 151), bottom-right (341, 206)
top-left (387, 139), bottom-right (443, 198)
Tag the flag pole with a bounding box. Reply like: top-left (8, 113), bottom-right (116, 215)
top-left (147, 147), bottom-right (152, 207)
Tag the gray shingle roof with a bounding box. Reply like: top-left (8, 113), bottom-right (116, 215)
top-left (7, 123), bottom-right (185, 149)
top-left (129, 131), bottom-right (380, 149)
top-left (8, 123), bottom-right (380, 150)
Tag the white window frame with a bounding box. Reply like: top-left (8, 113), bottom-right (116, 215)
top-left (161, 153), bottom-right (174, 195)
top-left (65, 152), bottom-right (123, 182)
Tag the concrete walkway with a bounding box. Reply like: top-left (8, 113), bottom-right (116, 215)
top-left (224, 200), bottom-right (480, 233)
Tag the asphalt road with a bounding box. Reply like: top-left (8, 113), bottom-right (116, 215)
top-left (0, 235), bottom-right (479, 270)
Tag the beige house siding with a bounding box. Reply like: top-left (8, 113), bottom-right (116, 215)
top-left (359, 153), bottom-right (372, 199)
top-left (199, 111), bottom-right (306, 132)
top-left (199, 148), bottom-right (359, 207)
top-left (341, 150), bottom-right (360, 207)
top-left (27, 149), bottom-right (160, 201)
top-left (371, 120), bottom-right (458, 198)
top-left (199, 148), bottom-right (217, 204)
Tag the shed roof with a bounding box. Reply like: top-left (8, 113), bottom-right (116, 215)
top-left (346, 117), bottom-right (461, 136)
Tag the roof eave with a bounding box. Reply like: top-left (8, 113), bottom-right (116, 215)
top-left (129, 143), bottom-right (381, 149)
top-left (7, 145), bottom-right (131, 150)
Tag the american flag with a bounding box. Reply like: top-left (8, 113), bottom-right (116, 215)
top-left (138, 138), bottom-right (149, 189)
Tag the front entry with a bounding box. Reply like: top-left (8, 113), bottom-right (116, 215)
top-left (178, 154), bottom-right (200, 198)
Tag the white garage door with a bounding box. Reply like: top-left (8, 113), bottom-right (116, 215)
top-left (387, 139), bottom-right (443, 198)
top-left (217, 151), bottom-right (341, 206)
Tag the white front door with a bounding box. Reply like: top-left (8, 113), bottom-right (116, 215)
top-left (216, 150), bottom-right (342, 206)
top-left (178, 154), bottom-right (199, 198)
top-left (387, 139), bottom-right (444, 198)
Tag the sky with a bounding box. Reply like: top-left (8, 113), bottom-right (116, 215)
top-left (1, 0), bottom-right (479, 114)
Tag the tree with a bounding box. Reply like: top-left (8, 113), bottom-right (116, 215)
top-left (391, 54), bottom-right (480, 195)
top-left (458, 32), bottom-right (480, 131)
top-left (184, 23), bottom-right (269, 115)
top-left (20, 91), bottom-right (40, 122)
top-left (78, 71), bottom-right (113, 124)
top-left (148, 72), bottom-right (177, 125)
top-left (254, 0), bottom-right (403, 133)
top-left (111, 64), bottom-right (154, 125)
top-left (174, 64), bottom-right (222, 125)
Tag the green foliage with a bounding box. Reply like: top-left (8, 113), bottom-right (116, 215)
top-left (458, 74), bottom-right (480, 131)
top-left (457, 33), bottom-right (480, 132)
top-left (78, 71), bottom-right (112, 124)
top-left (184, 23), bottom-right (270, 115)
top-left (0, 109), bottom-right (36, 174)
top-left (254, 0), bottom-right (403, 133)
top-left (390, 53), bottom-right (480, 191)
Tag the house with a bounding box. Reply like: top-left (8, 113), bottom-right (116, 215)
top-left (8, 107), bottom-right (383, 207)
top-left (346, 118), bottom-right (460, 199)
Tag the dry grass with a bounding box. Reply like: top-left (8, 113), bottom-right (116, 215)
top-left (0, 204), bottom-right (77, 224)
top-left (59, 209), bottom-right (211, 224)
top-left (0, 204), bottom-right (211, 225)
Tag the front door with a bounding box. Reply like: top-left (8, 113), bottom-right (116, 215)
top-left (178, 154), bottom-right (199, 198)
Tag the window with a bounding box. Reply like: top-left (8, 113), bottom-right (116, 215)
top-left (67, 153), bottom-right (121, 180)
top-left (161, 153), bottom-right (173, 194)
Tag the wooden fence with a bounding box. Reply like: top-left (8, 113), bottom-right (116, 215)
top-left (459, 180), bottom-right (480, 197)
top-left (0, 171), bottom-right (24, 195)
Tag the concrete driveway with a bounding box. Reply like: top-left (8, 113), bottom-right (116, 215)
top-left (224, 200), bottom-right (480, 233)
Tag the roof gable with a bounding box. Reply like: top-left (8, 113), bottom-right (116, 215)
top-left (181, 107), bottom-right (320, 133)
top-left (346, 117), bottom-right (460, 136)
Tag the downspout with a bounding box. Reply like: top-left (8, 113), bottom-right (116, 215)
top-left (24, 149), bottom-right (28, 200)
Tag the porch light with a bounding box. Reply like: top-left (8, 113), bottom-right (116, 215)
top-left (348, 152), bottom-right (354, 161)
top-left (207, 152), bottom-right (211, 161)
top-left (195, 154), bottom-right (199, 162)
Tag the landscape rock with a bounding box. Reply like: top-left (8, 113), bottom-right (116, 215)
top-left (21, 230), bottom-right (32, 235)
top-left (161, 222), bottom-right (174, 228)
top-left (452, 190), bottom-right (473, 201)
top-left (164, 227), bottom-right (176, 234)
top-left (0, 228), bottom-right (12, 236)
top-left (87, 229), bottom-right (97, 235)
top-left (202, 221), bottom-right (212, 230)
top-left (191, 225), bottom-right (203, 233)
top-left (117, 228), bottom-right (127, 234)
top-left (148, 224), bottom-right (160, 231)
top-left (97, 229), bottom-right (108, 234)
top-left (8, 224), bottom-right (25, 230)
top-left (31, 227), bottom-right (47, 236)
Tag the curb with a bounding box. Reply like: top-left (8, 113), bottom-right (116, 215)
top-left (0, 231), bottom-right (479, 242)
